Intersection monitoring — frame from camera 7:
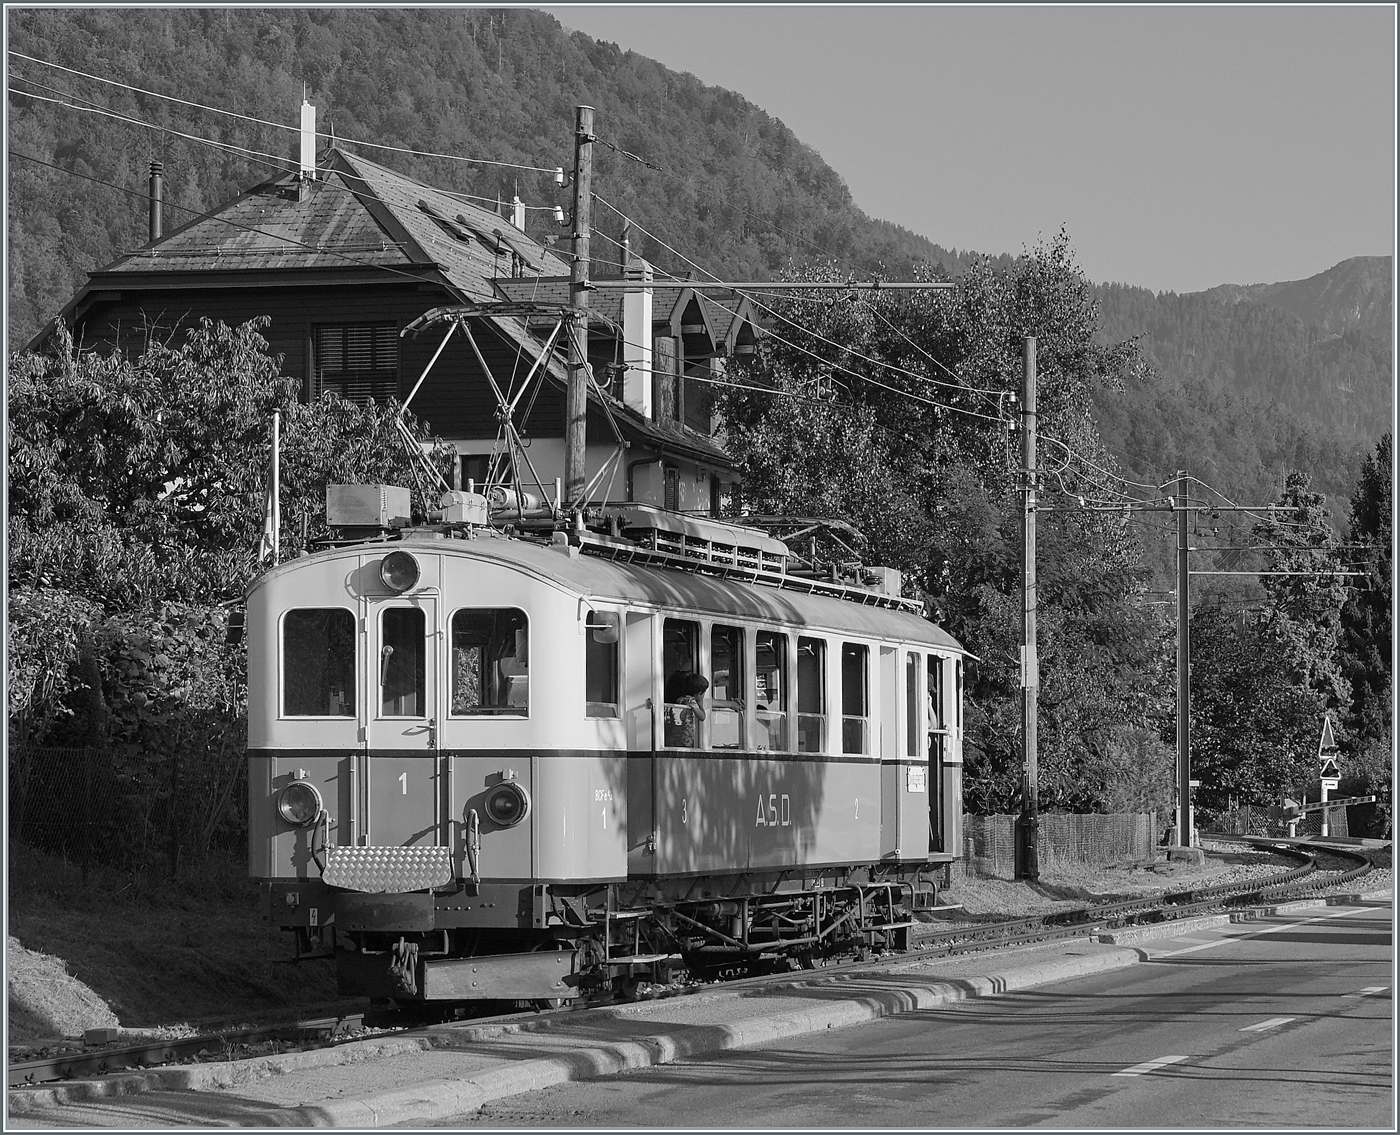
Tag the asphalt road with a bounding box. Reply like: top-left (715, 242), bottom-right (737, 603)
top-left (442, 900), bottom-right (1394, 1128)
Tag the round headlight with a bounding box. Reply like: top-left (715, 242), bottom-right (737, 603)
top-left (277, 781), bottom-right (323, 826)
top-left (484, 781), bottom-right (531, 828)
top-left (380, 550), bottom-right (420, 594)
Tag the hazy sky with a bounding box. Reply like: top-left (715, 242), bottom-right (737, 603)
top-left (541, 3), bottom-right (1395, 294)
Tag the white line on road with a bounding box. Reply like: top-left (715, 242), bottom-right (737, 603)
top-left (1112, 1054), bottom-right (1190, 1077)
top-left (1151, 904), bottom-right (1379, 959)
top-left (1240, 1016), bottom-right (1295, 1032)
top-left (1345, 986), bottom-right (1389, 997)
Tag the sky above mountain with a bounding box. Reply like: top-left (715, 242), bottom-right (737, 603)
top-left (543, 3), bottom-right (1395, 295)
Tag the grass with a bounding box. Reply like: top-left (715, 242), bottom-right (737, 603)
top-left (7, 842), bottom-right (353, 1045)
top-left (8, 838), bottom-right (1354, 1045)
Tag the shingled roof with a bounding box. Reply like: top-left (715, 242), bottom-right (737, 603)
top-left (96, 147), bottom-right (569, 293)
top-left (29, 145), bottom-right (734, 469)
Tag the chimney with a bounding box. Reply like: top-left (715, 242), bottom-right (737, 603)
top-left (621, 224), bottom-right (653, 418)
top-left (148, 160), bottom-right (164, 243)
top-left (298, 97), bottom-right (316, 201)
top-left (512, 194), bottom-right (525, 231)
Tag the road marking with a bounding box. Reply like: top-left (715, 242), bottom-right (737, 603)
top-left (1151, 904), bottom-right (1377, 958)
top-left (1240, 1016), bottom-right (1295, 1032)
top-left (1112, 1054), bottom-right (1190, 1077)
top-left (1345, 986), bottom-right (1389, 998)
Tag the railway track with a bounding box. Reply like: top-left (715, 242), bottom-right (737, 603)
top-left (8, 840), bottom-right (1380, 1090)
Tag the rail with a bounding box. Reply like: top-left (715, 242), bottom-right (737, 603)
top-left (8, 841), bottom-right (1378, 1089)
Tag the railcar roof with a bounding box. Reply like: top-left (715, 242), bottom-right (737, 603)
top-left (255, 534), bottom-right (966, 654)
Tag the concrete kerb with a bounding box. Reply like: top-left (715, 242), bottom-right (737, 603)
top-left (284, 948), bottom-right (1148, 1128)
top-left (6, 1035), bottom-right (436, 1114)
top-left (11, 890), bottom-right (1391, 1126)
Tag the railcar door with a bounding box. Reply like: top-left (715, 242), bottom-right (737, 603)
top-left (364, 595), bottom-right (442, 848)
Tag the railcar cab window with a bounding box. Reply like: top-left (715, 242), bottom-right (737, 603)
top-left (663, 619), bottom-right (705, 748)
top-left (451, 608), bottom-right (529, 715)
top-left (709, 624), bottom-right (744, 750)
top-left (585, 609), bottom-right (620, 718)
top-left (754, 631), bottom-right (788, 751)
top-left (379, 608), bottom-right (425, 716)
top-left (841, 643), bottom-right (869, 755)
top-left (283, 608), bottom-right (356, 717)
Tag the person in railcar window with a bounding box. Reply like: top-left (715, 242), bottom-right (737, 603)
top-left (663, 619), bottom-right (702, 746)
top-left (664, 670), bottom-right (709, 747)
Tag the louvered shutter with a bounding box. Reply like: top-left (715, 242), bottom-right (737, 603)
top-left (315, 324), bottom-right (399, 406)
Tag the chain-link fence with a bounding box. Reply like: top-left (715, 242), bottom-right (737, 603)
top-left (7, 743), bottom-right (246, 878)
top-left (1205, 804), bottom-right (1350, 840)
top-left (955, 812), bottom-right (1159, 880)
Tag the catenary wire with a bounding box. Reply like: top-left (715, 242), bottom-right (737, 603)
top-left (9, 50), bottom-right (562, 174)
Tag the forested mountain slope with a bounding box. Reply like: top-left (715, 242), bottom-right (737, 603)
top-left (1197, 256), bottom-right (1391, 342)
top-left (1092, 258), bottom-right (1392, 534)
top-left (7, 6), bottom-right (1390, 532)
top-left (5, 5), bottom-right (996, 345)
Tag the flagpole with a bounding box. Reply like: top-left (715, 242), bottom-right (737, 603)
top-left (271, 409), bottom-right (280, 564)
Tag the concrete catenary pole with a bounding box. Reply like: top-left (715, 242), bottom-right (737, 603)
top-left (564, 105), bottom-right (595, 513)
top-left (1017, 336), bottom-right (1039, 881)
top-left (1176, 471), bottom-right (1192, 847)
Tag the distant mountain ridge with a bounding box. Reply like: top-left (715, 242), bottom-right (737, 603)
top-left (1195, 255), bottom-right (1392, 343)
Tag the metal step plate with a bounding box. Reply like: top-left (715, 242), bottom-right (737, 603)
top-left (324, 845), bottom-right (454, 893)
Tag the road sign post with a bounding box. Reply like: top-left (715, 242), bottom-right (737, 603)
top-left (1317, 715), bottom-right (1340, 837)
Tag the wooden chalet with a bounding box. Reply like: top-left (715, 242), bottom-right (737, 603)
top-left (33, 145), bottom-right (763, 517)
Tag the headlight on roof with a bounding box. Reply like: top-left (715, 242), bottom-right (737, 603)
top-left (277, 780), bottom-right (323, 827)
top-left (380, 550), bottom-right (420, 593)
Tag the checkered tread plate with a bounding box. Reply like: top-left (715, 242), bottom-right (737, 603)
top-left (323, 845), bottom-right (454, 892)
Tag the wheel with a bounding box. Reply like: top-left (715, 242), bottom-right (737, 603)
top-left (612, 975), bottom-right (640, 1002)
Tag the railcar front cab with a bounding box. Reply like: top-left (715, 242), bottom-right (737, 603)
top-left (248, 533), bottom-right (965, 1002)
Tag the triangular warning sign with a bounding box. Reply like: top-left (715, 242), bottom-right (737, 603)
top-left (1318, 715), bottom-right (1337, 753)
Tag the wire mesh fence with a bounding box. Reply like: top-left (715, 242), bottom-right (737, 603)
top-left (7, 743), bottom-right (247, 878)
top-left (1205, 803), bottom-right (1350, 840)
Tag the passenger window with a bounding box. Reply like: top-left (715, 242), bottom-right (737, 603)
top-left (380, 607), bottom-right (425, 717)
top-left (451, 608), bottom-right (529, 715)
top-left (955, 658), bottom-right (962, 730)
top-left (709, 624), bottom-right (744, 750)
top-left (585, 609), bottom-right (620, 718)
top-left (755, 631), bottom-right (788, 751)
top-left (841, 643), bottom-right (869, 754)
top-left (663, 619), bottom-right (703, 747)
top-left (906, 652), bottom-right (921, 758)
top-left (797, 637), bottom-right (826, 753)
top-left (283, 608), bottom-right (356, 717)
top-left (928, 655), bottom-right (946, 732)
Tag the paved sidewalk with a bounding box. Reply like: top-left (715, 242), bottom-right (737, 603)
top-left (7, 891), bottom-right (1388, 1129)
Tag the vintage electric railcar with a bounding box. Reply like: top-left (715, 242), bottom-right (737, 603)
top-left (249, 497), bottom-right (966, 1004)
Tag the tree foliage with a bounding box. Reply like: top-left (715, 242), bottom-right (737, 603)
top-left (721, 232), bottom-right (1175, 815)
top-left (6, 318), bottom-right (452, 864)
top-left (7, 318), bottom-right (453, 609)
